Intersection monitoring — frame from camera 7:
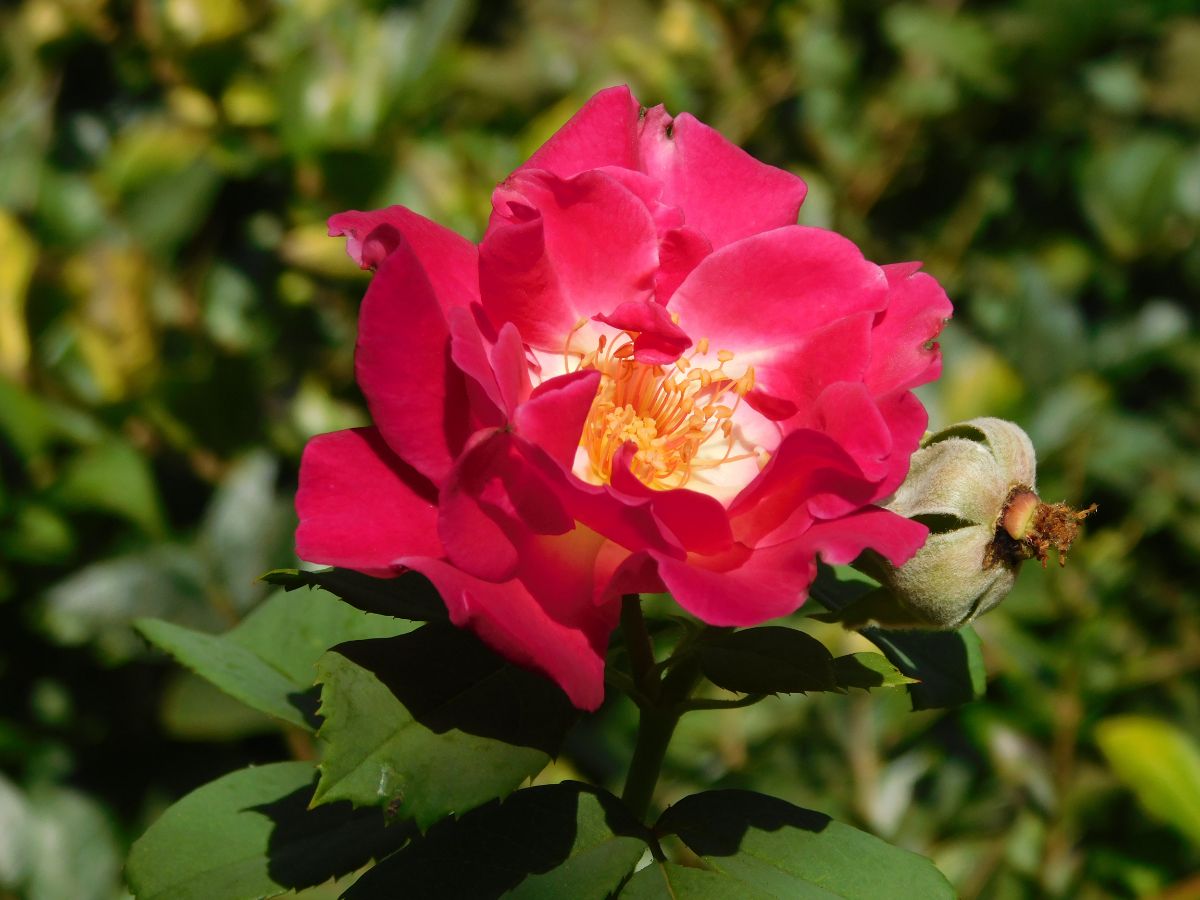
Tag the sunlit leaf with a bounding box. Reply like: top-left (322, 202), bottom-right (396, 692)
top-left (643, 790), bottom-right (955, 899)
top-left (137, 588), bottom-right (414, 730)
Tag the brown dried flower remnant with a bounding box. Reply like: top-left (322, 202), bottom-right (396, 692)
top-left (987, 486), bottom-right (1098, 570)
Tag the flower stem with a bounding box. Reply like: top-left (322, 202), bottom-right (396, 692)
top-left (622, 706), bottom-right (679, 823)
top-left (617, 594), bottom-right (705, 822)
top-left (620, 594), bottom-right (657, 698)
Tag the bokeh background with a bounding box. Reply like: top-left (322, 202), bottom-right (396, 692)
top-left (2, 0), bottom-right (1199, 897)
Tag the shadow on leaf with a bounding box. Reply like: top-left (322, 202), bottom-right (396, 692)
top-left (264, 568), bottom-right (447, 621)
top-left (249, 776), bottom-right (414, 889)
top-left (656, 790), bottom-right (831, 857)
top-left (286, 685), bottom-right (323, 731)
top-left (863, 625), bottom-right (985, 710)
top-left (344, 782), bottom-right (650, 899)
top-left (331, 623), bottom-right (578, 755)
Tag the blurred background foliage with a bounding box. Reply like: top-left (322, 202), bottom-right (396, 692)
top-left (0, 0), bottom-right (1198, 896)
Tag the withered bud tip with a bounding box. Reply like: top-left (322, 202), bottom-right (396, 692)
top-left (990, 487), bottom-right (1097, 569)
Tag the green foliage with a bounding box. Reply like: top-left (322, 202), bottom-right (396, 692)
top-left (862, 626), bottom-right (986, 711)
top-left (126, 762), bottom-right (406, 900)
top-left (630, 790), bottom-right (955, 898)
top-left (811, 566), bottom-right (987, 708)
top-left (136, 588), bottom-right (415, 730)
top-left (312, 631), bottom-right (574, 826)
top-left (264, 567), bottom-right (448, 621)
top-left (1096, 716), bottom-right (1200, 847)
top-left (344, 782), bottom-right (649, 899)
top-left (697, 626), bottom-right (914, 696)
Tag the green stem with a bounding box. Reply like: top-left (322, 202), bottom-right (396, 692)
top-left (620, 594), bottom-right (657, 697)
top-left (617, 594), bottom-right (707, 822)
top-left (622, 707), bottom-right (679, 823)
top-left (621, 659), bottom-right (702, 822)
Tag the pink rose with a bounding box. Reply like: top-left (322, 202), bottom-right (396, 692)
top-left (296, 86), bottom-right (951, 710)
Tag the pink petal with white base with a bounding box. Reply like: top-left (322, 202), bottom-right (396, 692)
top-left (481, 170), bottom-right (660, 350)
top-left (670, 227), bottom-right (887, 415)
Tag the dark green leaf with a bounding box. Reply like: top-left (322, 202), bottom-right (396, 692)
top-left (807, 564), bottom-right (986, 709)
top-left (126, 762), bottom-right (409, 900)
top-left (136, 588), bottom-right (414, 730)
top-left (862, 625), bottom-right (986, 710)
top-left (832, 653), bottom-right (917, 690)
top-left (807, 562), bottom-right (880, 613)
top-left (698, 627), bottom-right (837, 694)
top-left (345, 782), bottom-right (650, 900)
top-left (312, 624), bottom-right (577, 826)
top-left (649, 791), bottom-right (955, 899)
top-left (262, 567), bottom-right (447, 621)
top-left (620, 862), bottom-right (775, 899)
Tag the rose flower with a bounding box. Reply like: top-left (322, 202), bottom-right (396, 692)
top-left (296, 86), bottom-right (952, 710)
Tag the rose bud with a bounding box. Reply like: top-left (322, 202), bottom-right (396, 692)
top-left (848, 417), bottom-right (1095, 630)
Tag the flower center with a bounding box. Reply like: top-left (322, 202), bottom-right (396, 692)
top-left (566, 321), bottom-right (760, 491)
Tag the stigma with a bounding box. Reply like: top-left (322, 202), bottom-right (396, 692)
top-left (567, 321), bottom-right (761, 491)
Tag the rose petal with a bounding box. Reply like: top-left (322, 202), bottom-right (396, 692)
top-left (296, 427), bottom-right (440, 577)
top-left (481, 169), bottom-right (660, 351)
top-left (608, 444), bottom-right (734, 556)
top-left (813, 381), bottom-right (894, 485)
top-left (356, 239), bottom-right (469, 483)
top-left (648, 506), bottom-right (927, 627)
top-left (652, 542), bottom-right (811, 626)
top-left (439, 431), bottom-right (576, 583)
top-left (728, 428), bottom-right (875, 547)
top-left (518, 85), bottom-right (643, 179)
top-left (490, 322), bottom-right (533, 413)
top-left (513, 369), bottom-right (602, 470)
top-left (593, 299), bottom-right (692, 365)
top-left (400, 528), bottom-right (618, 710)
top-left (655, 226), bottom-right (712, 303)
top-left (749, 312), bottom-right (874, 425)
top-left (670, 227), bottom-right (888, 414)
top-left (437, 431), bottom-right (521, 583)
top-left (870, 388), bottom-right (930, 500)
top-left (328, 206), bottom-right (479, 311)
top-left (638, 106), bottom-right (808, 250)
top-left (866, 263), bottom-right (953, 395)
top-left (447, 307), bottom-right (509, 425)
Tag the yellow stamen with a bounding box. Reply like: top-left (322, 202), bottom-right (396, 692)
top-left (576, 335), bottom-right (756, 490)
